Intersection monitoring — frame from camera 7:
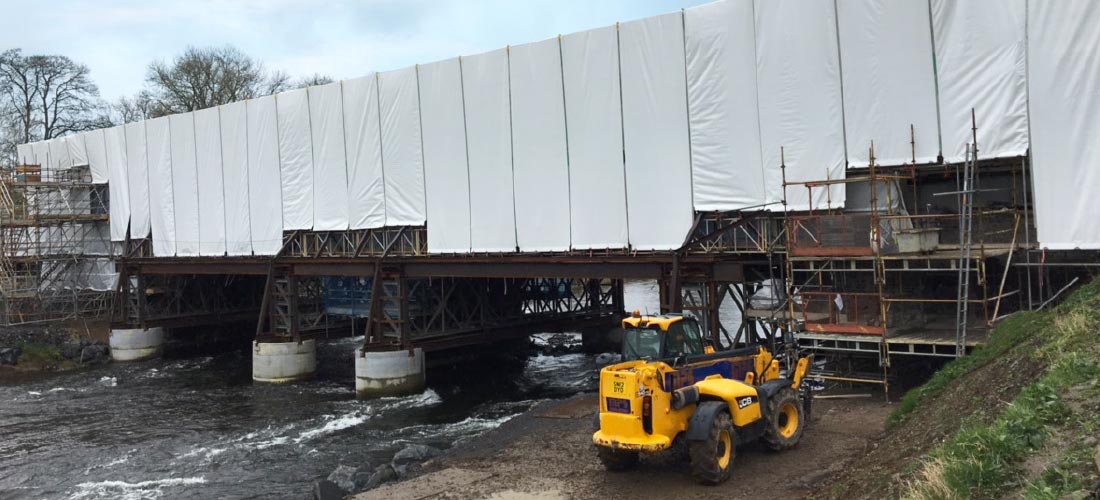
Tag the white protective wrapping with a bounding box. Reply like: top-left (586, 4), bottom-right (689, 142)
top-left (931, 0), bottom-right (1028, 162)
top-left (342, 74), bottom-right (387, 229)
top-left (83, 129), bottom-right (109, 184)
top-left (219, 102), bottom-right (252, 256)
top-left (276, 88), bottom-right (314, 231)
top-left (462, 49), bottom-right (517, 252)
top-left (561, 26), bottom-right (629, 249)
top-left (308, 82), bottom-right (350, 231)
top-left (66, 133), bottom-right (88, 166)
top-left (124, 121), bottom-right (151, 238)
top-left (48, 138), bottom-right (70, 170)
top-left (509, 38), bottom-right (571, 252)
top-left (685, 0), bottom-right (766, 211)
top-left (145, 117), bottom-right (176, 256)
top-left (104, 125), bottom-right (130, 242)
top-left (1028, 0), bottom-right (1100, 249)
top-left (247, 96), bottom-right (285, 255)
top-left (754, 0), bottom-right (847, 210)
top-left (838, 0), bottom-right (939, 166)
top-left (378, 67), bottom-right (427, 227)
top-left (620, 13), bottom-right (695, 251)
top-left (31, 141), bottom-right (49, 167)
top-left (16, 143), bottom-right (32, 165)
top-left (194, 107), bottom-right (227, 256)
top-left (418, 58), bottom-right (472, 253)
top-left (169, 113), bottom-right (200, 257)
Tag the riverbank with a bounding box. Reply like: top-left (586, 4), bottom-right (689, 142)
top-left (355, 391), bottom-right (892, 499)
top-left (0, 321), bottom-right (111, 374)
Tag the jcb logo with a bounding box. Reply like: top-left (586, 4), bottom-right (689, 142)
top-left (612, 381), bottom-right (625, 394)
top-left (737, 397), bottom-right (755, 409)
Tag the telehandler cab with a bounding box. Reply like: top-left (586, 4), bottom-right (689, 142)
top-left (593, 312), bottom-right (811, 484)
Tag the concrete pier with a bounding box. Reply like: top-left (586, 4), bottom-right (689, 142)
top-left (109, 327), bottom-right (166, 362)
top-left (252, 339), bottom-right (317, 383)
top-left (355, 348), bottom-right (426, 399)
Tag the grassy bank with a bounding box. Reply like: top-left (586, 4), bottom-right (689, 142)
top-left (12, 342), bottom-right (76, 371)
top-left (899, 282), bottom-right (1100, 499)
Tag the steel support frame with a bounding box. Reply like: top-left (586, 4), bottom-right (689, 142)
top-left (359, 271), bottom-right (624, 352)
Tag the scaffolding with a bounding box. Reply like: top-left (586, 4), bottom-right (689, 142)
top-left (776, 137), bottom-right (1032, 393)
top-left (0, 162), bottom-right (115, 325)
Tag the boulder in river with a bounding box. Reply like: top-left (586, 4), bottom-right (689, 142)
top-left (352, 469), bottom-right (375, 491)
top-left (392, 444), bottom-right (441, 474)
top-left (61, 340), bottom-right (84, 360)
top-left (0, 347), bottom-right (20, 365)
top-left (326, 464), bottom-right (358, 492)
top-left (312, 479), bottom-right (344, 500)
top-left (59, 339), bottom-right (111, 365)
top-left (362, 463), bottom-right (398, 490)
top-left (80, 343), bottom-right (110, 365)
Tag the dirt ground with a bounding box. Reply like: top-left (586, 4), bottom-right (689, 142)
top-left (354, 392), bottom-right (892, 500)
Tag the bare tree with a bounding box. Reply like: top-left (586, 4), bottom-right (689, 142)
top-left (113, 91), bottom-right (156, 124)
top-left (143, 46), bottom-right (293, 117)
top-left (0, 49), bottom-right (106, 166)
top-left (295, 73), bottom-right (334, 88)
top-left (29, 54), bottom-right (103, 138)
top-left (0, 49), bottom-right (40, 144)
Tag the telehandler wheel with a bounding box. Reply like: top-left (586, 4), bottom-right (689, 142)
top-left (763, 387), bottom-right (805, 451)
top-left (597, 447), bottom-right (639, 471)
top-left (689, 402), bottom-right (735, 485)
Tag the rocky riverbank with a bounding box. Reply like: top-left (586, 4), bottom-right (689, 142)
top-left (0, 322), bottom-right (111, 374)
top-left (348, 392), bottom-right (892, 500)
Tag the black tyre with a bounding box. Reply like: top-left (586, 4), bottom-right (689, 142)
top-left (597, 446), bottom-right (639, 471)
top-left (689, 402), bottom-right (735, 485)
top-left (762, 387), bottom-right (804, 451)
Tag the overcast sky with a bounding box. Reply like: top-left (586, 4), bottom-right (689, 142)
top-left (3, 0), bottom-right (711, 101)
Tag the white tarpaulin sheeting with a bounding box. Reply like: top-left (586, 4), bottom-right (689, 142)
top-left (124, 121), bottom-right (151, 238)
top-left (755, 0), bottom-right (847, 210)
top-left (685, 0), bottom-right (766, 212)
top-left (379, 67), bottom-right (427, 227)
top-left (145, 117), bottom-right (176, 256)
top-left (342, 74), bottom-right (387, 230)
top-left (510, 38), bottom-right (571, 252)
top-left (1028, 0), bottom-right (1100, 250)
top-left (247, 96), bottom-right (284, 255)
top-left (931, 0), bottom-right (1028, 163)
top-left (194, 106), bottom-right (227, 256)
top-left (308, 82), bottom-right (350, 231)
top-left (418, 58), bottom-right (472, 254)
top-left (462, 48), bottom-right (517, 252)
top-left (220, 102), bottom-right (252, 256)
top-left (561, 26), bottom-right (629, 249)
top-left (169, 113), bottom-right (200, 257)
top-left (104, 125), bottom-right (129, 242)
top-left (620, 12), bottom-right (695, 251)
top-left (16, 143), bottom-right (32, 165)
top-left (47, 138), bottom-right (70, 170)
top-left (31, 141), bottom-right (49, 167)
top-left (66, 133), bottom-right (88, 167)
top-left (838, 0), bottom-right (939, 166)
top-left (276, 88), bottom-right (314, 231)
top-left (84, 129), bottom-right (109, 184)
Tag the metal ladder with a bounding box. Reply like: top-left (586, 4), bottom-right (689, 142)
top-left (955, 143), bottom-right (977, 355)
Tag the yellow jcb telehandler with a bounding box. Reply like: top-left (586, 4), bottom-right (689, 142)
top-left (593, 312), bottom-right (811, 484)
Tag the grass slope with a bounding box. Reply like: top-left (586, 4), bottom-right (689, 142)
top-left (818, 281), bottom-right (1100, 500)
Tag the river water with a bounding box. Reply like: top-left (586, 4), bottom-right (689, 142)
top-left (0, 280), bottom-right (739, 499)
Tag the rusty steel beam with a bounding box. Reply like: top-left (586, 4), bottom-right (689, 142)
top-left (126, 254), bottom-right (744, 281)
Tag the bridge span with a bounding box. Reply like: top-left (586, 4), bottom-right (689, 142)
top-left (112, 212), bottom-right (774, 397)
